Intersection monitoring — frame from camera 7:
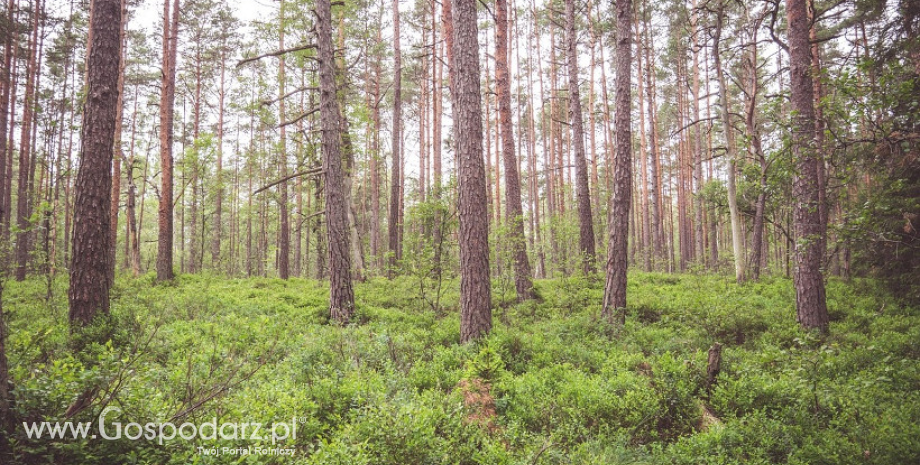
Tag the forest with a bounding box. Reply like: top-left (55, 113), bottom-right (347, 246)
top-left (0, 0), bottom-right (918, 462)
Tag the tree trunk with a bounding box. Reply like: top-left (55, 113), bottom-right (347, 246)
top-left (277, 0), bottom-right (290, 279)
top-left (691, 0), bottom-right (705, 267)
top-left (69, 0), bottom-right (122, 326)
top-left (387, 0), bottom-right (403, 278)
top-left (564, 0), bottom-right (597, 275)
top-left (108, 0), bottom-right (127, 284)
top-left (212, 39), bottom-right (227, 271)
top-left (786, 0), bottom-right (829, 331)
top-left (15, 0), bottom-right (41, 281)
top-left (156, 0), bottom-right (179, 282)
top-left (713, 2), bottom-right (745, 284)
top-left (496, 0), bottom-right (534, 301)
top-left (603, 0), bottom-right (632, 325)
top-left (453, 0), bottom-right (491, 343)
top-left (317, 0), bottom-right (354, 322)
top-left (642, 7), bottom-right (663, 264)
top-left (0, 0), bottom-right (14, 244)
top-left (744, 18), bottom-right (769, 280)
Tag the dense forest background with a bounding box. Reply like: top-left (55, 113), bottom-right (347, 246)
top-left (0, 0), bottom-right (918, 462)
top-left (0, 0), bottom-right (916, 296)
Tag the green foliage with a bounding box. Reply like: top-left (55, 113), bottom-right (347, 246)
top-left (2, 273), bottom-right (919, 463)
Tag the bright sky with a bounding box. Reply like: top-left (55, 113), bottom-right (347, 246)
top-left (133, 0), bottom-right (275, 34)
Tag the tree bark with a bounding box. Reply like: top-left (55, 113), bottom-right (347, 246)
top-left (278, 0), bottom-right (290, 279)
top-left (565, 0), bottom-right (597, 275)
top-left (786, 0), bottom-right (829, 331)
top-left (108, 0), bottom-right (127, 283)
top-left (713, 2), bottom-right (745, 284)
top-left (453, 0), bottom-right (491, 343)
top-left (744, 16), bottom-right (769, 280)
top-left (496, 0), bottom-right (534, 301)
top-left (157, 0), bottom-right (179, 282)
top-left (15, 0), bottom-right (41, 281)
top-left (212, 22), bottom-right (229, 271)
top-left (0, 0), bottom-right (14, 244)
top-left (603, 0), bottom-right (632, 325)
top-left (642, 6), bottom-right (663, 264)
top-left (691, 0), bottom-right (705, 267)
top-left (317, 0), bottom-right (355, 322)
top-left (387, 0), bottom-right (403, 278)
top-left (69, 0), bottom-right (122, 326)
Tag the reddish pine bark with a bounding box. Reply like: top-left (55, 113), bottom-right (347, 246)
top-left (564, 0), bottom-right (597, 275)
top-left (496, 0), bottom-right (534, 301)
top-left (387, 0), bottom-right (403, 278)
top-left (69, 0), bottom-right (122, 326)
top-left (453, 0), bottom-right (491, 343)
top-left (603, 0), bottom-right (632, 324)
top-left (317, 0), bottom-right (355, 322)
top-left (786, 0), bottom-right (829, 331)
top-left (156, 0), bottom-right (179, 282)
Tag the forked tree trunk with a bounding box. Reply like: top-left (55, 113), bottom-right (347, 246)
top-left (744, 17), bottom-right (769, 280)
top-left (453, 0), bottom-right (491, 343)
top-left (603, 0), bottom-right (632, 325)
top-left (69, 0), bottom-right (122, 326)
top-left (317, 0), bottom-right (354, 322)
top-left (786, 0), bottom-right (829, 331)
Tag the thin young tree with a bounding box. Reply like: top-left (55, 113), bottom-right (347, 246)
top-left (786, 0), bottom-right (829, 331)
top-left (603, 0), bottom-right (632, 325)
top-left (713, 0), bottom-right (745, 284)
top-left (453, 0), bottom-right (491, 343)
top-left (387, 0), bottom-right (403, 278)
top-left (69, 0), bottom-right (122, 325)
top-left (277, 0), bottom-right (290, 279)
top-left (109, 0), bottom-right (128, 284)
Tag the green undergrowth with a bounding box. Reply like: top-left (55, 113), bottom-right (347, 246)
top-left (4, 272), bottom-right (919, 464)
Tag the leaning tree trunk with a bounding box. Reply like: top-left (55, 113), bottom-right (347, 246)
top-left (453, 0), bottom-right (491, 343)
top-left (69, 0), bottom-right (122, 326)
top-left (496, 0), bottom-right (534, 302)
top-left (317, 0), bottom-right (354, 322)
top-left (786, 0), bottom-right (828, 331)
top-left (602, 0), bottom-right (632, 325)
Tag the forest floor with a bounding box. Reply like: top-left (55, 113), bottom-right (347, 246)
top-left (4, 272), bottom-right (920, 464)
